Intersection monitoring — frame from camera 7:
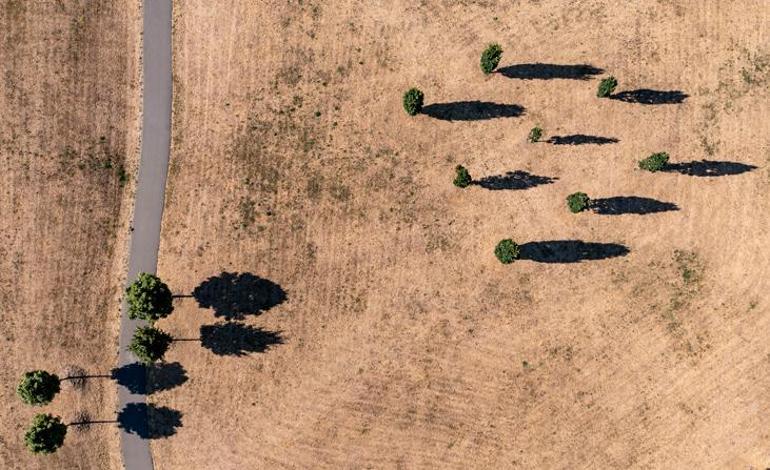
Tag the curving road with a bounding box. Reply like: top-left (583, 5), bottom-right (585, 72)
top-left (116, 1), bottom-right (173, 469)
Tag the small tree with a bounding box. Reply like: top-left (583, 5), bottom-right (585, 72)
top-left (495, 239), bottom-right (520, 264)
top-left (17, 370), bottom-right (61, 406)
top-left (528, 126), bottom-right (543, 143)
top-left (453, 165), bottom-right (472, 188)
top-left (639, 152), bottom-right (670, 172)
top-left (480, 43), bottom-right (503, 74)
top-left (128, 326), bottom-right (173, 364)
top-left (402, 88), bottom-right (424, 116)
top-left (126, 273), bottom-right (174, 323)
top-left (566, 192), bottom-right (591, 213)
top-left (24, 414), bottom-right (66, 454)
top-left (597, 76), bottom-right (618, 98)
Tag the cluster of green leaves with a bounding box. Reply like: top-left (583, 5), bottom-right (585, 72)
top-left (129, 326), bottom-right (173, 364)
top-left (597, 76), bottom-right (618, 98)
top-left (126, 272), bottom-right (174, 323)
top-left (495, 239), bottom-right (520, 264)
top-left (528, 126), bottom-right (543, 143)
top-left (453, 165), bottom-right (473, 188)
top-left (480, 43), bottom-right (503, 74)
top-left (24, 414), bottom-right (67, 454)
top-left (17, 370), bottom-right (60, 406)
top-left (566, 192), bottom-right (591, 213)
top-left (402, 88), bottom-right (424, 116)
top-left (639, 152), bottom-right (670, 172)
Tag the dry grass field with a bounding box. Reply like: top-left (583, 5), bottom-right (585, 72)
top-left (153, 0), bottom-right (770, 468)
top-left (0, 1), bottom-right (140, 468)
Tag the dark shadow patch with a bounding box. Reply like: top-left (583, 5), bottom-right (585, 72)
top-left (591, 196), bottom-right (679, 215)
top-left (519, 240), bottom-right (629, 263)
top-left (611, 89), bottom-right (688, 104)
top-left (421, 101), bottom-right (524, 121)
top-left (111, 362), bottom-right (188, 395)
top-left (192, 272), bottom-right (287, 320)
top-left (476, 171), bottom-right (556, 191)
top-left (117, 403), bottom-right (182, 439)
top-left (546, 134), bottom-right (619, 145)
top-left (664, 160), bottom-right (757, 177)
top-left (200, 322), bottom-right (284, 357)
top-left (497, 63), bottom-right (604, 80)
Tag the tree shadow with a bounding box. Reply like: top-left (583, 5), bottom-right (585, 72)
top-left (546, 134), bottom-right (619, 145)
top-left (663, 160), bottom-right (757, 177)
top-left (111, 362), bottom-right (188, 395)
top-left (497, 63), bottom-right (604, 80)
top-left (192, 272), bottom-right (287, 320)
top-left (475, 171), bottom-right (557, 191)
top-left (117, 403), bottom-right (182, 439)
top-left (519, 240), bottom-right (629, 263)
top-left (591, 196), bottom-right (679, 215)
top-left (421, 101), bottom-right (525, 121)
top-left (200, 322), bottom-right (284, 357)
top-left (610, 89), bottom-right (688, 104)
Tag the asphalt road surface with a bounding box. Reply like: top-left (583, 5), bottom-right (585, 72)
top-left (117, 1), bottom-right (173, 469)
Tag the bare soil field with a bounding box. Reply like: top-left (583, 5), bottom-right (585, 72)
top-left (0, 1), bottom-right (140, 468)
top-left (156, 0), bottom-right (769, 468)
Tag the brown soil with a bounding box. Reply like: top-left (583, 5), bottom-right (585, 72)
top-left (153, 0), bottom-right (770, 468)
top-left (0, 1), bottom-right (140, 468)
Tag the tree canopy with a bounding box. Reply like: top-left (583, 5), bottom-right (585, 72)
top-left (480, 43), bottom-right (503, 74)
top-left (126, 272), bottom-right (174, 323)
top-left (129, 326), bottom-right (173, 364)
top-left (17, 370), bottom-right (60, 406)
top-left (24, 414), bottom-right (66, 454)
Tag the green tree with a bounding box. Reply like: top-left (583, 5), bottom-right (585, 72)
top-left (495, 239), bottom-right (520, 264)
top-left (17, 370), bottom-right (60, 406)
top-left (528, 126), bottom-right (543, 143)
top-left (566, 192), bottom-right (591, 213)
top-left (639, 152), bottom-right (670, 172)
top-left (402, 88), bottom-right (424, 116)
top-left (597, 76), bottom-right (618, 98)
top-left (480, 43), bottom-right (503, 74)
top-left (128, 326), bottom-right (173, 364)
top-left (126, 273), bottom-right (174, 323)
top-left (24, 414), bottom-right (66, 454)
top-left (453, 165), bottom-right (473, 188)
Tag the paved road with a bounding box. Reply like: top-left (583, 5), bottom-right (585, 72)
top-left (117, 1), bottom-right (173, 469)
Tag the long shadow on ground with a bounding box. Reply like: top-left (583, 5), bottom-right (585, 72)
top-left (475, 171), bottom-right (556, 190)
top-left (546, 134), bottom-right (619, 145)
top-left (200, 322), bottom-right (284, 357)
top-left (611, 89), bottom-right (688, 104)
top-left (421, 101), bottom-right (524, 121)
top-left (519, 240), bottom-right (629, 263)
top-left (118, 403), bottom-right (182, 439)
top-left (663, 160), bottom-right (757, 177)
top-left (193, 272), bottom-right (287, 320)
top-left (111, 362), bottom-right (188, 395)
top-left (497, 63), bottom-right (604, 80)
top-left (591, 197), bottom-right (679, 215)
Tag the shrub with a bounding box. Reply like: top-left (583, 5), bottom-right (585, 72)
top-left (128, 326), bottom-right (173, 364)
top-left (126, 273), bottom-right (174, 323)
top-left (597, 76), bottom-right (618, 98)
top-left (480, 43), bottom-right (503, 74)
top-left (453, 165), bottom-right (472, 188)
top-left (17, 371), bottom-right (61, 406)
top-left (566, 192), bottom-right (591, 213)
top-left (494, 239), bottom-right (520, 264)
top-left (24, 414), bottom-right (66, 454)
top-left (402, 88), bottom-right (424, 116)
top-left (528, 126), bottom-right (543, 143)
top-left (639, 152), bottom-right (670, 172)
